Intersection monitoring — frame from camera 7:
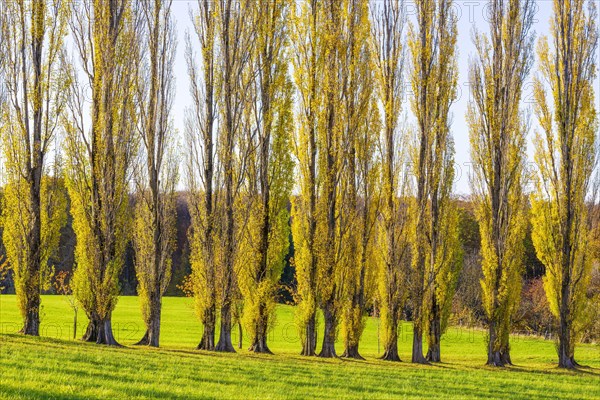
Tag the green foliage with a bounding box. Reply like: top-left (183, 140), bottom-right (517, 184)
top-left (64, 0), bottom-right (138, 326)
top-left (131, 0), bottom-right (178, 344)
top-left (289, 0), bottom-right (323, 351)
top-left (133, 190), bottom-right (176, 325)
top-left (467, 0), bottom-right (534, 361)
top-left (239, 6), bottom-right (295, 343)
top-left (0, 177), bottom-right (67, 317)
top-left (530, 193), bottom-right (593, 342)
top-left (371, 0), bottom-right (410, 359)
top-left (407, 0), bottom-right (460, 359)
top-left (432, 200), bottom-right (463, 333)
top-left (334, 0), bottom-right (382, 355)
top-left (290, 196), bottom-right (318, 339)
top-left (0, 0), bottom-right (70, 331)
top-left (531, 0), bottom-right (598, 365)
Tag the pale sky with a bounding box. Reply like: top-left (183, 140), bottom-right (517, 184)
top-left (168, 0), bottom-right (599, 195)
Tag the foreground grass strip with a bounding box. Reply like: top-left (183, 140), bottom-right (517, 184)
top-left (0, 296), bottom-right (598, 399)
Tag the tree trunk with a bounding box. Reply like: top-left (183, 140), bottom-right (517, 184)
top-left (500, 348), bottom-right (512, 366)
top-left (487, 325), bottom-right (498, 366)
top-left (488, 350), bottom-right (503, 367)
top-left (82, 318), bottom-right (98, 342)
top-left (97, 319), bottom-right (120, 346)
top-left (136, 295), bottom-right (161, 347)
top-left (21, 294), bottom-right (41, 336)
top-left (198, 305), bottom-right (216, 350)
top-left (249, 304), bottom-right (272, 354)
top-left (412, 325), bottom-right (428, 364)
top-left (342, 247), bottom-right (368, 360)
top-left (249, 331), bottom-right (272, 354)
top-left (21, 4), bottom-right (44, 339)
top-left (487, 322), bottom-right (502, 366)
top-left (341, 343), bottom-right (364, 360)
top-left (301, 311), bottom-right (317, 356)
top-left (318, 304), bottom-right (337, 358)
top-left (557, 317), bottom-right (578, 369)
top-left (558, 345), bottom-right (578, 369)
top-left (425, 324), bottom-right (441, 362)
top-left (20, 195), bottom-right (42, 336)
top-left (82, 316), bottom-right (120, 346)
top-left (426, 298), bottom-right (441, 362)
top-left (216, 303), bottom-right (235, 352)
top-left (73, 310), bottom-right (78, 340)
top-left (556, 266), bottom-right (580, 369)
top-left (381, 326), bottom-right (401, 362)
top-left (341, 302), bottom-right (364, 359)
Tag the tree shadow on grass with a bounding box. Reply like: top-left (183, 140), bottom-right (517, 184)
top-left (503, 363), bottom-right (600, 377)
top-left (0, 384), bottom-right (85, 400)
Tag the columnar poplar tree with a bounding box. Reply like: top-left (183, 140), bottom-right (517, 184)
top-left (213, 0), bottom-right (255, 353)
top-left (423, 197), bottom-right (461, 363)
top-left (187, 0), bottom-right (254, 353)
top-left (371, 0), bottom-right (409, 362)
top-left (339, 0), bottom-right (380, 360)
top-left (293, 0), bottom-right (377, 359)
top-left (291, 0), bottom-right (322, 357)
top-left (64, 0), bottom-right (138, 345)
top-left (313, 0), bottom-right (350, 358)
top-left (293, 0), bottom-right (354, 358)
top-left (0, 0), bottom-right (69, 336)
top-left (531, 0), bottom-right (598, 369)
top-left (133, 0), bottom-right (178, 348)
top-left (467, 0), bottom-right (535, 367)
top-left (0, 2), bottom-right (3, 107)
top-left (239, 0), bottom-right (294, 354)
top-left (408, 0), bottom-right (460, 363)
top-left (186, 0), bottom-right (219, 351)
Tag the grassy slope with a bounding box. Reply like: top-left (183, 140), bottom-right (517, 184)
top-left (0, 295), bottom-right (598, 399)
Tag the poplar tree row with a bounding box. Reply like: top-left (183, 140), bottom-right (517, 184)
top-left (0, 0), bottom-right (597, 370)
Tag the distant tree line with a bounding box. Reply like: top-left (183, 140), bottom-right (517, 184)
top-left (0, 0), bottom-right (598, 369)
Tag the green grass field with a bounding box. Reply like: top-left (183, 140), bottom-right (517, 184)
top-left (0, 295), bottom-right (598, 399)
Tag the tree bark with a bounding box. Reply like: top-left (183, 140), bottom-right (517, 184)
top-left (136, 295), bottom-right (161, 347)
top-left (500, 348), bottom-right (512, 366)
top-left (73, 310), bottom-right (78, 340)
top-left (319, 303), bottom-right (337, 358)
top-left (21, 294), bottom-right (41, 336)
top-left (20, 0), bottom-right (45, 339)
top-left (486, 321), bottom-right (513, 366)
top-left (426, 325), bottom-right (441, 362)
top-left (342, 228), bottom-right (368, 360)
top-left (412, 325), bottom-right (428, 364)
top-left (341, 294), bottom-right (365, 360)
top-left (381, 330), bottom-right (401, 362)
top-left (558, 341), bottom-right (579, 369)
top-left (487, 322), bottom-right (502, 366)
top-left (197, 305), bottom-right (216, 350)
top-left (82, 316), bottom-right (120, 346)
top-left (82, 318), bottom-right (98, 342)
top-left (301, 311), bottom-right (317, 356)
top-left (557, 313), bottom-right (578, 369)
top-left (426, 297), bottom-right (442, 362)
top-left (249, 303), bottom-right (272, 354)
top-left (249, 326), bottom-right (272, 354)
top-left (341, 343), bottom-right (364, 360)
top-left (216, 303), bottom-right (236, 352)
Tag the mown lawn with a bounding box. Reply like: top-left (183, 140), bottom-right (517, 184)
top-left (0, 295), bottom-right (598, 399)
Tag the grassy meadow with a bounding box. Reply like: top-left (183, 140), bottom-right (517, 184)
top-left (0, 295), bottom-right (599, 399)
